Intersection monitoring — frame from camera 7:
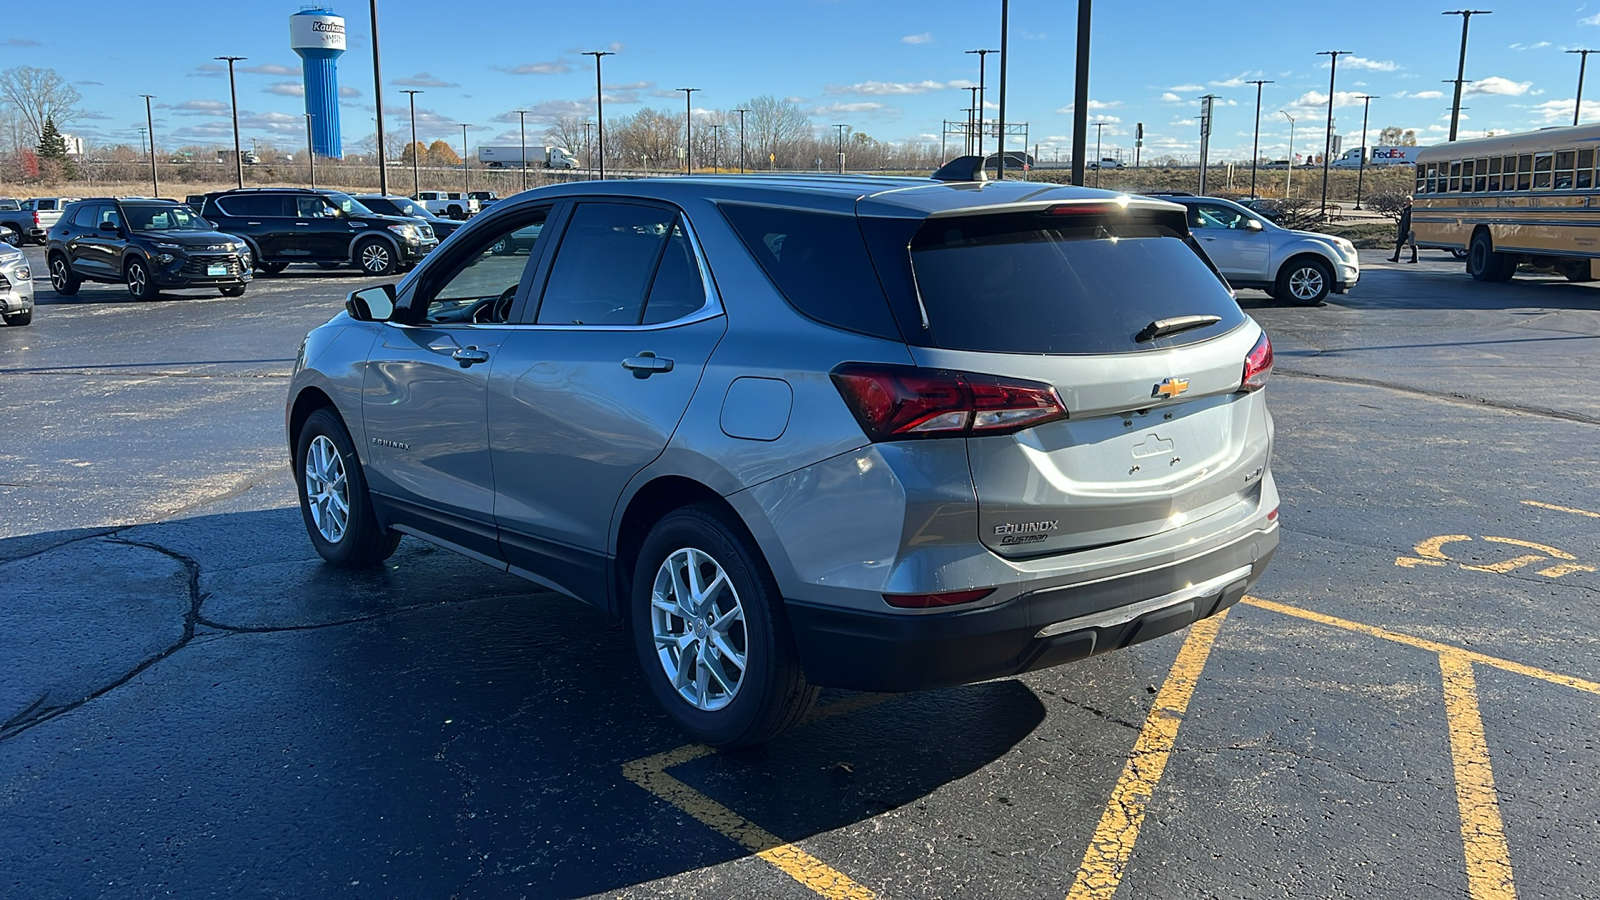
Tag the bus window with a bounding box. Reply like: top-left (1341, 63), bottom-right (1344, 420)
top-left (1449, 160), bottom-right (1462, 192)
top-left (1555, 151), bottom-right (1576, 190)
top-left (1461, 159), bottom-right (1476, 192)
top-left (1415, 164), bottom-right (1426, 194)
top-left (1474, 158), bottom-right (1489, 192)
top-left (1533, 153), bottom-right (1553, 190)
top-left (1487, 156), bottom-right (1503, 192)
top-left (1517, 155), bottom-right (1533, 191)
top-left (1579, 149), bottom-right (1595, 190)
top-left (1426, 163), bottom-right (1439, 194)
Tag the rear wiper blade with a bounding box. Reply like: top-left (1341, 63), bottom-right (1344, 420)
top-left (1136, 314), bottom-right (1222, 342)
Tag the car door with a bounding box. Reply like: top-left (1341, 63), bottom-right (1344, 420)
top-left (1189, 202), bottom-right (1271, 282)
top-left (487, 200), bottom-right (727, 595)
top-left (359, 204), bottom-right (556, 561)
top-left (223, 194), bottom-right (293, 259)
top-left (58, 202), bottom-right (107, 278)
top-left (293, 195), bottom-right (351, 260)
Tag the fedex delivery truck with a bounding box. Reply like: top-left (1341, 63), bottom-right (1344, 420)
top-left (1331, 146), bottom-right (1420, 168)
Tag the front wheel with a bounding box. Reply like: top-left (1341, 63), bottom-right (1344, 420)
top-left (294, 407), bottom-right (400, 567)
top-left (355, 238), bottom-right (398, 276)
top-left (631, 506), bottom-right (817, 748)
top-left (220, 284), bottom-right (247, 297)
top-left (0, 230), bottom-right (18, 247)
top-left (1275, 257), bottom-right (1332, 305)
top-left (48, 255), bottom-right (80, 296)
top-left (125, 258), bottom-right (158, 300)
top-left (1468, 231), bottom-right (1515, 282)
top-left (2, 309), bottom-right (31, 326)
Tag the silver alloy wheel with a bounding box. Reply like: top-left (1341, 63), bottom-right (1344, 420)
top-left (50, 258), bottom-right (69, 290)
top-left (126, 262), bottom-right (147, 297)
top-left (650, 547), bottom-right (748, 711)
top-left (360, 243), bottom-right (391, 273)
top-left (1287, 265), bottom-right (1325, 302)
top-left (303, 434), bottom-right (350, 543)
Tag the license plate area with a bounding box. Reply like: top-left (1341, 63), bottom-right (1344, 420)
top-left (207, 264), bottom-right (228, 277)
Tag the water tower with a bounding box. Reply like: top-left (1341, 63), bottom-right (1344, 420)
top-left (290, 7), bottom-right (346, 159)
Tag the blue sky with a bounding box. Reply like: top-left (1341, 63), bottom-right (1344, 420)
top-left (5, 0), bottom-right (1600, 161)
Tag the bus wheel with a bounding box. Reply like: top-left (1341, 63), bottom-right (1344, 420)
top-left (1562, 261), bottom-right (1595, 283)
top-left (1468, 232), bottom-right (1515, 283)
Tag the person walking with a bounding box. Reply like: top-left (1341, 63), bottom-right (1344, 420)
top-left (1388, 195), bottom-right (1418, 263)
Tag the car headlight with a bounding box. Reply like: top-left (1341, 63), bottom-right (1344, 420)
top-left (154, 241), bottom-right (182, 251)
top-left (387, 223), bottom-right (420, 242)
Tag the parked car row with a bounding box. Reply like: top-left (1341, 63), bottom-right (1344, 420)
top-left (0, 197), bottom-right (78, 246)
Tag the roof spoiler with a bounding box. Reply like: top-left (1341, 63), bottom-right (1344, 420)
top-left (930, 155), bottom-right (990, 183)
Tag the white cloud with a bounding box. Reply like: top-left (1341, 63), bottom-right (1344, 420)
top-left (1342, 56), bottom-right (1399, 72)
top-left (1090, 115), bottom-right (1122, 124)
top-left (902, 32), bottom-right (932, 44)
top-left (1510, 41), bottom-right (1552, 51)
top-left (1464, 76), bottom-right (1532, 96)
top-left (827, 80), bottom-right (953, 96)
top-left (1289, 90), bottom-right (1372, 109)
top-left (1405, 90), bottom-right (1445, 100)
top-left (1054, 99), bottom-right (1123, 114)
top-left (1170, 83), bottom-right (1204, 92)
top-left (809, 101), bottom-right (889, 116)
top-left (240, 63), bottom-right (298, 76)
top-left (1533, 98), bottom-right (1600, 123)
top-left (496, 61), bottom-right (571, 76)
top-left (393, 72), bottom-right (461, 88)
top-left (1160, 92), bottom-right (1184, 103)
top-left (1210, 72), bottom-right (1259, 89)
top-left (1583, 12), bottom-right (1600, 25)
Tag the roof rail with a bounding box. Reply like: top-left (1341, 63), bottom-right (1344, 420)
top-left (930, 155), bottom-right (990, 183)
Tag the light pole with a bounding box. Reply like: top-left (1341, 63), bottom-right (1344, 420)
top-left (1444, 10), bottom-right (1490, 141)
top-left (1198, 94), bottom-right (1217, 195)
top-left (997, 0), bottom-right (1011, 179)
top-left (834, 123), bottom-right (849, 174)
top-left (140, 94), bottom-right (158, 199)
top-left (1317, 49), bottom-right (1350, 219)
top-left (1092, 122), bottom-right (1106, 187)
top-left (1070, 0), bottom-right (1092, 186)
top-left (305, 113), bottom-right (316, 189)
top-left (584, 50), bottom-right (615, 179)
top-left (678, 87), bottom-right (699, 173)
top-left (1247, 79), bottom-right (1273, 199)
top-left (215, 56), bottom-right (246, 188)
top-left (1355, 94), bottom-right (1378, 209)
top-left (965, 86), bottom-right (980, 155)
top-left (1281, 110), bottom-right (1296, 197)
top-left (516, 109), bottom-right (528, 191)
top-left (582, 121), bottom-right (593, 177)
top-left (459, 123), bottom-right (470, 194)
top-left (710, 123), bottom-right (724, 171)
top-left (401, 89), bottom-right (422, 196)
top-left (734, 107), bottom-right (749, 173)
top-left (966, 48), bottom-right (998, 160)
top-left (1569, 49), bottom-right (1596, 126)
top-left (369, 0), bottom-right (388, 194)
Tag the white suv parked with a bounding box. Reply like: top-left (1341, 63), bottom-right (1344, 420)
top-left (1161, 195), bottom-right (1359, 305)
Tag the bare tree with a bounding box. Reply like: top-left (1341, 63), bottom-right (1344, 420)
top-left (741, 95), bottom-right (811, 169)
top-left (0, 67), bottom-right (82, 144)
top-left (613, 107), bottom-right (681, 171)
top-left (1364, 188), bottom-right (1411, 222)
top-left (543, 115), bottom-right (586, 154)
top-left (1376, 126), bottom-right (1418, 147)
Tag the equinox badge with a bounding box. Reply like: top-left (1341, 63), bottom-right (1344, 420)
top-left (1153, 377), bottom-right (1190, 400)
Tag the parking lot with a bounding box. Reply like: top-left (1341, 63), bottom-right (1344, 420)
top-left (2, 247), bottom-right (1598, 899)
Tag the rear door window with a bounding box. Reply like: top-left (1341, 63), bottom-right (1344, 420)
top-left (905, 213), bottom-right (1243, 355)
top-left (535, 202), bottom-right (677, 326)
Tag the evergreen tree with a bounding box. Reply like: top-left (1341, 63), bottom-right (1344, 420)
top-left (36, 114), bottom-right (77, 179)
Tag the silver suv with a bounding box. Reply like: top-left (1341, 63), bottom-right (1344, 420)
top-left (1164, 195), bottom-right (1360, 304)
top-left (0, 240), bottom-right (33, 326)
top-left (287, 174), bottom-right (1281, 746)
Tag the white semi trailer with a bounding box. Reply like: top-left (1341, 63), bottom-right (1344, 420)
top-left (479, 146), bottom-right (580, 169)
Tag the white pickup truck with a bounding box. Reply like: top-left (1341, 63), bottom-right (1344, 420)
top-left (413, 191), bottom-right (479, 220)
top-left (2, 197), bottom-right (79, 245)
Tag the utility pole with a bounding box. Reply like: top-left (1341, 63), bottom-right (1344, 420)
top-left (305, 113), bottom-right (316, 189)
top-left (369, 0), bottom-right (388, 194)
top-left (401, 89), bottom-right (422, 196)
top-left (965, 48), bottom-right (998, 160)
top-left (581, 121), bottom-right (593, 177)
top-left (1569, 49), bottom-right (1596, 126)
top-left (834, 123), bottom-right (849, 174)
top-left (997, 0), bottom-right (1011, 179)
top-left (1198, 94), bottom-right (1217, 195)
top-left (734, 107), bottom-right (749, 173)
top-left (678, 87), bottom-right (699, 173)
top-left (1355, 95), bottom-right (1378, 209)
top-left (584, 50), bottom-right (615, 179)
top-left (1317, 50), bottom-right (1350, 219)
top-left (1247, 79), bottom-right (1273, 198)
top-left (1092, 122), bottom-right (1106, 187)
top-left (459, 123), bottom-right (470, 194)
top-left (140, 94), bottom-right (158, 199)
top-left (516, 109), bottom-right (528, 192)
top-left (1281, 110), bottom-right (1296, 197)
top-left (1070, 0), bottom-right (1092, 186)
top-left (1134, 122), bottom-right (1143, 169)
top-left (215, 56), bottom-right (246, 188)
top-left (1444, 10), bottom-right (1490, 141)
top-left (965, 87), bottom-right (980, 155)
top-left (709, 124), bottom-right (723, 171)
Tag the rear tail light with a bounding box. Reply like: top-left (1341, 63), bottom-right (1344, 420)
top-left (1241, 332), bottom-right (1273, 392)
top-left (831, 363), bottom-right (1068, 441)
top-left (32, 212), bottom-right (40, 227)
top-left (883, 588), bottom-right (995, 609)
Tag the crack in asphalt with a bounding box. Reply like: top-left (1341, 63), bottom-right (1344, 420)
top-left (1171, 743), bottom-right (1407, 785)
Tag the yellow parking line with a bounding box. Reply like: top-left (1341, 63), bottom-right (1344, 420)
top-left (1241, 596), bottom-right (1600, 696)
top-left (1440, 654), bottom-right (1518, 900)
top-left (1521, 500), bottom-right (1600, 519)
top-left (1065, 609), bottom-right (1230, 900)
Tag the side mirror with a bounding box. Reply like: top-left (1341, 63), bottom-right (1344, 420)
top-left (346, 283), bottom-right (397, 322)
top-left (99, 221), bottom-right (120, 233)
top-left (1243, 219), bottom-right (1265, 232)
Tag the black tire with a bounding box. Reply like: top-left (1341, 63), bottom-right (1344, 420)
top-left (258, 261), bottom-right (288, 276)
top-left (447, 205), bottom-right (464, 220)
top-left (631, 505), bottom-right (818, 748)
top-left (220, 284), bottom-right (247, 297)
top-left (1274, 257), bottom-right (1332, 305)
top-left (354, 237), bottom-right (398, 276)
top-left (316, 261), bottom-right (343, 270)
top-left (125, 258), bottom-right (158, 300)
top-left (3, 309), bottom-right (31, 326)
top-left (1562, 261), bottom-right (1595, 283)
top-left (490, 237), bottom-right (510, 255)
top-left (294, 407), bottom-right (400, 568)
top-left (1468, 231), bottom-right (1515, 283)
top-left (47, 254), bottom-right (79, 296)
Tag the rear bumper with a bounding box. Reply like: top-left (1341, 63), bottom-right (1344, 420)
top-left (785, 522), bottom-right (1277, 692)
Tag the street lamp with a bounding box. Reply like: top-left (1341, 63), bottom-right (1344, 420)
top-left (583, 50), bottom-right (615, 179)
top-left (734, 107), bottom-right (749, 174)
top-left (401, 89), bottom-right (422, 196)
top-left (966, 48), bottom-right (998, 159)
top-left (582, 121), bottom-right (593, 177)
top-left (305, 113), bottom-right (316, 189)
top-left (1281, 109), bottom-right (1296, 197)
top-left (516, 109), bottom-right (528, 192)
top-left (140, 94), bottom-right (158, 199)
top-left (215, 56), bottom-right (246, 188)
top-left (710, 123), bottom-right (724, 171)
top-left (1092, 121), bottom-right (1106, 187)
top-left (997, 0), bottom-right (1012, 179)
top-left (459, 123), bottom-right (470, 194)
top-left (1317, 50), bottom-right (1350, 220)
top-left (1444, 10), bottom-right (1489, 141)
top-left (678, 87), bottom-right (699, 174)
top-left (1355, 95), bottom-right (1378, 209)
top-left (1569, 49), bottom-right (1596, 126)
top-left (368, 0), bottom-right (388, 195)
top-left (965, 86), bottom-right (980, 155)
top-left (1247, 80), bottom-right (1273, 199)
top-left (834, 123), bottom-right (849, 174)
top-left (1070, 0), bottom-right (1092, 187)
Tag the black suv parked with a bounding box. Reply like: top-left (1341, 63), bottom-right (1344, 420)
top-left (351, 194), bottom-right (463, 240)
top-left (46, 198), bottom-right (252, 300)
top-left (199, 188), bottom-right (437, 276)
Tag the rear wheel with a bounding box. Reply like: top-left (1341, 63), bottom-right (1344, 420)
top-left (125, 258), bottom-right (158, 300)
top-left (1275, 257), bottom-right (1332, 305)
top-left (294, 408), bottom-right (400, 567)
top-left (1468, 231), bottom-right (1516, 282)
top-left (48, 255), bottom-right (79, 296)
top-left (2, 310), bottom-right (30, 326)
top-left (631, 506), bottom-right (817, 748)
top-left (1562, 260), bottom-right (1595, 283)
top-left (220, 284), bottom-right (247, 297)
top-left (258, 261), bottom-right (288, 276)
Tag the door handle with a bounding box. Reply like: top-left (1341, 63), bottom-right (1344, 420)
top-left (621, 351), bottom-right (674, 378)
top-left (246, 221), bottom-right (262, 226)
top-left (451, 346), bottom-right (491, 367)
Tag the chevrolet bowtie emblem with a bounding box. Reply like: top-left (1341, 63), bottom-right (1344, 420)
top-left (1154, 377), bottom-right (1190, 399)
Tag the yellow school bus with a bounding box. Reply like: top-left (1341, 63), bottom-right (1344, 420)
top-left (1413, 123), bottom-right (1600, 282)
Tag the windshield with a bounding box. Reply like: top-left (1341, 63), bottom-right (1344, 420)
top-left (322, 192), bottom-right (374, 216)
top-left (124, 205), bottom-right (212, 232)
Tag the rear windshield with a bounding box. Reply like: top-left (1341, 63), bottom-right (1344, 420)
top-left (905, 213), bottom-right (1243, 354)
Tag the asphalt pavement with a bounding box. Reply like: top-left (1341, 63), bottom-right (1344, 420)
top-left (2, 248), bottom-right (1598, 899)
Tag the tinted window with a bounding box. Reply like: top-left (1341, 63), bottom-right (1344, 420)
top-left (906, 214), bottom-right (1243, 355)
top-left (719, 203), bottom-right (900, 339)
top-left (69, 203), bottom-right (99, 228)
top-left (297, 196), bottom-right (336, 218)
top-left (361, 198), bottom-right (399, 215)
top-left (537, 203), bottom-right (675, 326)
top-left (1189, 203), bottom-right (1253, 230)
top-left (640, 222), bottom-right (707, 325)
top-left (219, 194), bottom-right (290, 217)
